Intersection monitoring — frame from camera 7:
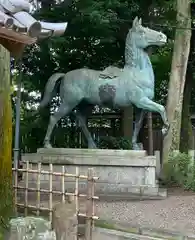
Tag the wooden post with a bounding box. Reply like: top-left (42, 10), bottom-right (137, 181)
top-left (147, 112), bottom-right (154, 155)
top-left (0, 44), bottom-right (13, 227)
top-left (122, 106), bottom-right (133, 141)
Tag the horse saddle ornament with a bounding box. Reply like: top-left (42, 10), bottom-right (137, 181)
top-left (99, 66), bottom-right (123, 79)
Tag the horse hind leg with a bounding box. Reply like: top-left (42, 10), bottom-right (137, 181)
top-left (44, 102), bottom-right (76, 148)
top-left (74, 105), bottom-right (97, 149)
top-left (132, 109), bottom-right (146, 150)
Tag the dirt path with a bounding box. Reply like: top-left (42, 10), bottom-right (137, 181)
top-left (96, 189), bottom-right (195, 234)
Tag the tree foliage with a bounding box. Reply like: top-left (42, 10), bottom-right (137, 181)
top-left (13, 0), bottom-right (195, 153)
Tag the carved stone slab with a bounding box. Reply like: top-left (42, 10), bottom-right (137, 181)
top-left (52, 201), bottom-right (78, 240)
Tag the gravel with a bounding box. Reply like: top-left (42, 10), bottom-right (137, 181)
top-left (18, 184), bottom-right (195, 235)
top-left (96, 193), bottom-right (195, 234)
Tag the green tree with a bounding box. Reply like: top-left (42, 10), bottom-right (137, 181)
top-left (19, 0), bottom-right (176, 152)
top-left (163, 0), bottom-right (191, 166)
top-left (180, 3), bottom-right (195, 152)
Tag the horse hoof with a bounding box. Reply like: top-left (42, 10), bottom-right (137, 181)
top-left (88, 144), bottom-right (97, 149)
top-left (44, 143), bottom-right (52, 148)
top-left (132, 142), bottom-right (143, 150)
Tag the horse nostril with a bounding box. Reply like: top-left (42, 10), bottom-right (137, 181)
top-left (159, 34), bottom-right (165, 40)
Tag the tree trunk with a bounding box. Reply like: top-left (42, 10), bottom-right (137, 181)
top-left (0, 45), bottom-right (13, 230)
top-left (180, 60), bottom-right (194, 152)
top-left (162, 0), bottom-right (191, 164)
top-left (180, 4), bottom-right (195, 153)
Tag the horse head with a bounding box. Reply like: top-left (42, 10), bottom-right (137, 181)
top-left (128, 16), bottom-right (167, 49)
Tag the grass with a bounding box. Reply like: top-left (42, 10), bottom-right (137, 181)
top-left (0, 226), bottom-right (8, 240)
top-left (94, 219), bottom-right (180, 240)
top-left (95, 219), bottom-right (140, 234)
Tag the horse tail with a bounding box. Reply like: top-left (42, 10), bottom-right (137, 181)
top-left (39, 73), bottom-right (66, 108)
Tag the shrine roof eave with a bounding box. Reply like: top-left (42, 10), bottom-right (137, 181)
top-left (0, 19), bottom-right (68, 58)
top-left (0, 26), bottom-right (57, 58)
top-left (0, 26), bottom-right (37, 45)
top-left (0, 27), bottom-right (37, 58)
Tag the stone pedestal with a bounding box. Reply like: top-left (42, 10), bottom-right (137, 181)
top-left (8, 217), bottom-right (56, 240)
top-left (22, 148), bottom-right (166, 199)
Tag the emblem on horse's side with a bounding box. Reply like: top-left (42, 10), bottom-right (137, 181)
top-left (99, 84), bottom-right (116, 106)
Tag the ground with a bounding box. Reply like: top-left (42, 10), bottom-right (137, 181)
top-left (96, 188), bottom-right (195, 235)
top-left (17, 187), bottom-right (195, 237)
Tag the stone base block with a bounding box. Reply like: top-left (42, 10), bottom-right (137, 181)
top-left (21, 148), bottom-right (167, 199)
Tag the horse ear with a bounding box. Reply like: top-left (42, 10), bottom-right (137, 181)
top-left (132, 16), bottom-right (139, 28)
top-left (138, 18), bottom-right (142, 25)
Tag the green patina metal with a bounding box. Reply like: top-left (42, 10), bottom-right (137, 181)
top-left (40, 17), bottom-right (169, 150)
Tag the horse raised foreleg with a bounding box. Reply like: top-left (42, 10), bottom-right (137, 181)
top-left (135, 97), bottom-right (170, 136)
top-left (132, 109), bottom-right (146, 150)
top-left (44, 103), bottom-right (75, 148)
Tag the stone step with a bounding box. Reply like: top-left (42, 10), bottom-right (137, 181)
top-left (92, 227), bottom-right (167, 240)
top-left (23, 153), bottom-right (155, 166)
top-left (37, 148), bottom-right (147, 158)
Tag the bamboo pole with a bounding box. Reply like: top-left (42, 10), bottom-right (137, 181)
top-left (49, 164), bottom-right (53, 222)
top-left (85, 168), bottom-right (94, 240)
top-left (36, 162), bottom-right (41, 216)
top-left (14, 163), bottom-right (99, 227)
